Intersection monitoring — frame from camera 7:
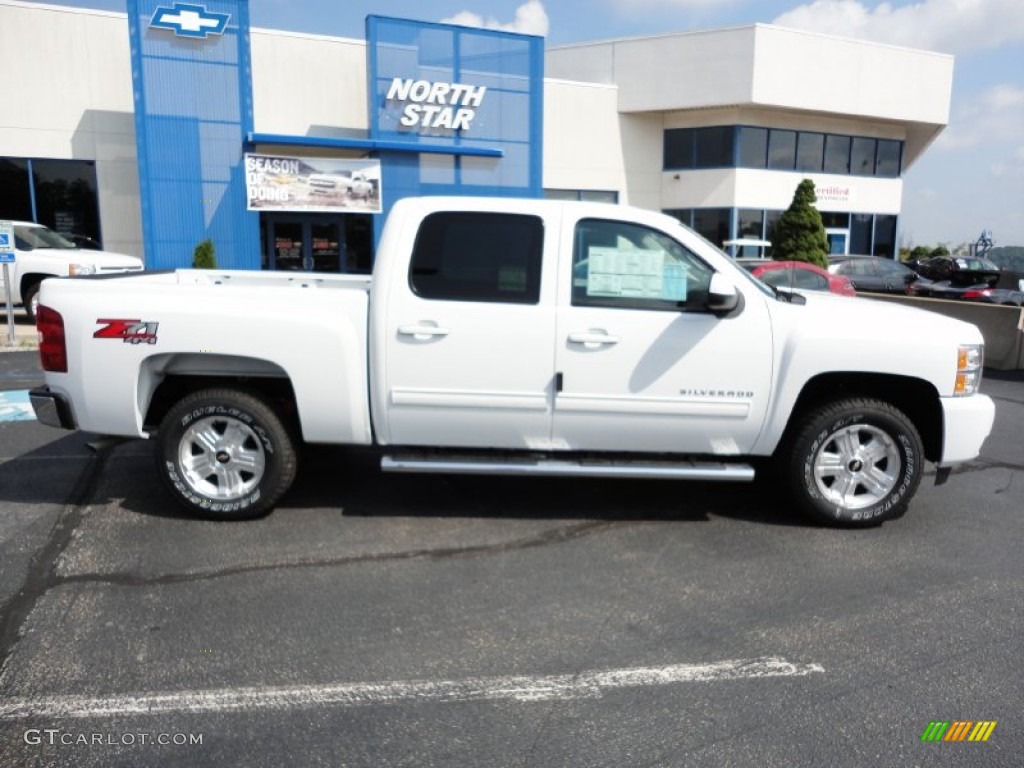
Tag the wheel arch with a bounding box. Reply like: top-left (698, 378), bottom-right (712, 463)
top-left (777, 372), bottom-right (943, 463)
top-left (139, 353), bottom-right (298, 435)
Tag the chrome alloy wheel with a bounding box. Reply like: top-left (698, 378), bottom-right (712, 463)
top-left (812, 424), bottom-right (901, 511)
top-left (177, 415), bottom-right (266, 500)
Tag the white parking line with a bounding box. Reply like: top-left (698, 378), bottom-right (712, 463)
top-left (0, 657), bottom-right (823, 719)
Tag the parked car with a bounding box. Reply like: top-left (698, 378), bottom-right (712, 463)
top-left (737, 259), bottom-right (856, 296)
top-left (67, 233), bottom-right (102, 250)
top-left (906, 255), bottom-right (1001, 287)
top-left (906, 281), bottom-right (1024, 306)
top-left (0, 221), bottom-right (143, 320)
top-left (827, 255), bottom-right (925, 294)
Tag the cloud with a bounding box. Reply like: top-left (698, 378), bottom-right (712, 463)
top-left (441, 1), bottom-right (550, 36)
top-left (936, 84), bottom-right (1024, 151)
top-left (772, 0), bottom-right (1024, 55)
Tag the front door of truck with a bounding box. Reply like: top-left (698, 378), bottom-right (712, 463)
top-left (382, 210), bottom-right (559, 450)
top-left (552, 215), bottom-right (772, 455)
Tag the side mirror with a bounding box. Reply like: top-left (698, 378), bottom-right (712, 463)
top-left (706, 273), bottom-right (740, 314)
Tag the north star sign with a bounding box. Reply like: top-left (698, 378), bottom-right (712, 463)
top-left (150, 3), bottom-right (230, 38)
top-left (386, 78), bottom-right (487, 131)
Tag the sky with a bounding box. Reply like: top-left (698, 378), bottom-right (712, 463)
top-left (27, 0), bottom-right (1024, 247)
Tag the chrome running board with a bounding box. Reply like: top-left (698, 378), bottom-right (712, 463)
top-left (381, 454), bottom-right (755, 482)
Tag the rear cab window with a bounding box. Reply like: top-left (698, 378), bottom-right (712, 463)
top-left (409, 212), bottom-right (544, 304)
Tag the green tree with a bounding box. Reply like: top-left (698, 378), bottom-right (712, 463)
top-left (930, 245), bottom-right (950, 257)
top-left (910, 245), bottom-right (932, 260)
top-left (192, 239), bottom-right (217, 269)
top-left (770, 179), bottom-right (829, 268)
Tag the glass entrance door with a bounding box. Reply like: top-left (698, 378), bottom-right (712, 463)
top-left (264, 215), bottom-right (345, 272)
top-left (826, 228), bottom-right (849, 255)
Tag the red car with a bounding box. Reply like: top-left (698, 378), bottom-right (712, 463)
top-left (736, 259), bottom-right (857, 297)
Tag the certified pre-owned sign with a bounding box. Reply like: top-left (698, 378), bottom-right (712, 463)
top-left (386, 78), bottom-right (487, 132)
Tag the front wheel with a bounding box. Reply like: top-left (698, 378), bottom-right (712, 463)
top-left (155, 388), bottom-right (297, 520)
top-left (787, 398), bottom-right (923, 527)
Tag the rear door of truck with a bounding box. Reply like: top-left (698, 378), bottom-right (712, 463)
top-left (380, 205), bottom-right (561, 450)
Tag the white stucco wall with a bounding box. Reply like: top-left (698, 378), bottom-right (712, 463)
top-left (251, 29), bottom-right (368, 136)
top-left (0, 0), bottom-right (141, 255)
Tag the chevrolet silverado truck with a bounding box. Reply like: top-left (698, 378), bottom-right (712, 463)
top-left (1, 221), bottom-right (144, 320)
top-left (29, 197), bottom-right (995, 527)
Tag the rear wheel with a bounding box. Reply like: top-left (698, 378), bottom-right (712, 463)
top-left (787, 398), bottom-right (923, 527)
top-left (155, 388), bottom-right (297, 520)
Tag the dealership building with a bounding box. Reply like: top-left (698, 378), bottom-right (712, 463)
top-left (0, 0), bottom-right (953, 272)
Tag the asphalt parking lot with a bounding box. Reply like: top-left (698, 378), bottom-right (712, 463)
top-left (0, 349), bottom-right (1021, 767)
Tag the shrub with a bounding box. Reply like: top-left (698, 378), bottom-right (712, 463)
top-left (192, 239), bottom-right (217, 269)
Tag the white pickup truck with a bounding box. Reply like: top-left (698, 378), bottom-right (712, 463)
top-left (30, 197), bottom-right (995, 527)
top-left (1, 221), bottom-right (144, 320)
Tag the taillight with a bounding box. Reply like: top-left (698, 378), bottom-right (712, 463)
top-left (962, 289), bottom-right (989, 299)
top-left (36, 306), bottom-right (68, 373)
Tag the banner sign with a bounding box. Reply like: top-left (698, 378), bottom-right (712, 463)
top-left (245, 154), bottom-right (382, 213)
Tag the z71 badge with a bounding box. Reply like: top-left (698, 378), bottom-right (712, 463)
top-left (94, 319), bottom-right (160, 345)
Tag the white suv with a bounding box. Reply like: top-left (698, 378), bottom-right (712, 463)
top-left (0, 222), bottom-right (143, 320)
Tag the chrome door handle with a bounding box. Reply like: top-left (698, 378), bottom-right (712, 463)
top-left (397, 324), bottom-right (450, 338)
top-left (567, 331), bottom-right (620, 346)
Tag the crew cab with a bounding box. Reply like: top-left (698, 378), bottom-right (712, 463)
top-left (0, 222), bottom-right (143, 319)
top-left (29, 197), bottom-right (995, 527)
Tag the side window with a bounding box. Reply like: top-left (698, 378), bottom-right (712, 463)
top-left (844, 260), bottom-right (875, 277)
top-left (572, 218), bottom-right (714, 311)
top-left (876, 260), bottom-right (908, 278)
top-left (409, 212), bottom-right (544, 304)
top-left (791, 269), bottom-right (829, 290)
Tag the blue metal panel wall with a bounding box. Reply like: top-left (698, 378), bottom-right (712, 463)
top-left (127, 0), bottom-right (258, 269)
top-left (367, 16), bottom-right (544, 236)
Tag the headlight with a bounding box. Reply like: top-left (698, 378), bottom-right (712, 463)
top-left (69, 263), bottom-right (96, 276)
top-left (954, 344), bottom-right (983, 396)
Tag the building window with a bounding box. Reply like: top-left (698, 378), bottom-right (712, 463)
top-left (0, 159), bottom-right (33, 222)
top-left (409, 212), bottom-right (544, 304)
top-left (849, 213), bottom-right (873, 254)
top-left (850, 137), bottom-right (876, 176)
top-left (737, 127), bottom-right (768, 168)
top-left (796, 132), bottom-right (825, 172)
top-left (824, 135), bottom-right (852, 174)
top-left (737, 209), bottom-right (764, 239)
top-left (664, 129), bottom-right (695, 170)
top-left (873, 214), bottom-right (897, 258)
top-left (767, 130), bottom-right (797, 170)
top-left (668, 127), bottom-right (903, 179)
top-left (31, 159), bottom-right (102, 244)
top-left (0, 158), bottom-right (101, 244)
top-left (664, 209), bottom-right (693, 228)
top-left (821, 212), bottom-right (850, 229)
top-left (692, 208), bottom-right (731, 247)
top-left (545, 189), bottom-right (619, 203)
top-left (875, 140), bottom-right (902, 177)
top-left (694, 127), bottom-right (734, 168)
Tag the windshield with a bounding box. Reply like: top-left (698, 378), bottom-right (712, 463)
top-left (14, 225), bottom-right (77, 251)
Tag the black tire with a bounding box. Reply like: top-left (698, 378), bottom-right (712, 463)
top-left (155, 388), bottom-right (297, 520)
top-left (786, 398), bottom-right (923, 528)
top-left (22, 281), bottom-right (40, 322)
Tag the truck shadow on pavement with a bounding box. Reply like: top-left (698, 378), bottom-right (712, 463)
top-left (252, 446), bottom-right (808, 528)
top-left (1, 435), bottom-right (809, 527)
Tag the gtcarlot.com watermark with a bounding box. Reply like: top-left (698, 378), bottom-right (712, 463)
top-left (24, 729), bottom-right (203, 747)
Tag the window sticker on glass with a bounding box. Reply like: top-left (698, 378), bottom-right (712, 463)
top-left (586, 247), bottom-right (687, 301)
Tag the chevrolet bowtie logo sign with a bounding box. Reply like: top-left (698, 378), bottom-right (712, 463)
top-left (150, 3), bottom-right (230, 38)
